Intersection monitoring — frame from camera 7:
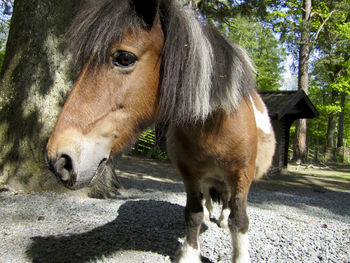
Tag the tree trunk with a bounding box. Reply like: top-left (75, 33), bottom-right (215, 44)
top-left (293, 119), bottom-right (308, 163)
top-left (0, 0), bottom-right (79, 192)
top-left (292, 0), bottom-right (311, 164)
top-left (337, 92), bottom-right (345, 148)
top-left (325, 112), bottom-right (337, 162)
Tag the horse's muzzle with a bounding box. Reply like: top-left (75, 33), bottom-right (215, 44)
top-left (45, 130), bottom-right (113, 190)
top-left (46, 153), bottom-right (93, 190)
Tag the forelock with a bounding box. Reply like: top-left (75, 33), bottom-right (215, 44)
top-left (66, 0), bottom-right (149, 66)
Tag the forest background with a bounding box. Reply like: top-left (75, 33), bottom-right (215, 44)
top-left (0, 0), bottom-right (349, 192)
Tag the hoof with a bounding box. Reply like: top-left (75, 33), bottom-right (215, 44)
top-left (218, 219), bottom-right (229, 230)
top-left (218, 208), bottom-right (230, 230)
top-left (175, 241), bottom-right (201, 263)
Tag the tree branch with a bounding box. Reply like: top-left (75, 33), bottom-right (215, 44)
top-left (315, 10), bottom-right (337, 41)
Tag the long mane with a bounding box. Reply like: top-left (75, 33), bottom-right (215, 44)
top-left (159, 1), bottom-right (256, 123)
top-left (67, 0), bottom-right (256, 124)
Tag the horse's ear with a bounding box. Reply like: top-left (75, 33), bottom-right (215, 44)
top-left (132, 0), bottom-right (159, 29)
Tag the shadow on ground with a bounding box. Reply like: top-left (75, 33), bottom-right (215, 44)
top-left (249, 171), bottom-right (350, 217)
top-left (27, 198), bottom-right (212, 263)
top-left (27, 200), bottom-right (186, 263)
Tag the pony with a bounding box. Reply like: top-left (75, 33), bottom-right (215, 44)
top-left (46, 0), bottom-right (276, 262)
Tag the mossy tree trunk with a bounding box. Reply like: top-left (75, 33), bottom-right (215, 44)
top-left (0, 0), bottom-right (80, 192)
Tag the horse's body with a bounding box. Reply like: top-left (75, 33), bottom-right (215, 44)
top-left (46, 0), bottom-right (275, 262)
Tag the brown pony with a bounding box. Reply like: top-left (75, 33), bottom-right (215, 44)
top-left (46, 0), bottom-right (275, 262)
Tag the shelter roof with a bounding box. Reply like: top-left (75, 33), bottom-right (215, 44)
top-left (259, 90), bottom-right (319, 121)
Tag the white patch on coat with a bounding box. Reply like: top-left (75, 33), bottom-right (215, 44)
top-left (249, 96), bottom-right (271, 134)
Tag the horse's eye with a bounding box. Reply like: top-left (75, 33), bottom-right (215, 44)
top-left (112, 51), bottom-right (138, 68)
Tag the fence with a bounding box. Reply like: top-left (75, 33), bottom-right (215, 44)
top-left (288, 145), bottom-right (350, 164)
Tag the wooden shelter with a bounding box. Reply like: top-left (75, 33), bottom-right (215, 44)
top-left (260, 90), bottom-right (319, 173)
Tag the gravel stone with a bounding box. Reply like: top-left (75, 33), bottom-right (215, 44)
top-left (0, 157), bottom-right (349, 263)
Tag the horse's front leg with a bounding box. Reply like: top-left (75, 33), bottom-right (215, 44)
top-left (227, 167), bottom-right (254, 263)
top-left (175, 162), bottom-right (203, 263)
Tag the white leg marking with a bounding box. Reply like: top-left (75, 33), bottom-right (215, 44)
top-left (175, 240), bottom-right (201, 263)
top-left (202, 198), bottom-right (211, 221)
top-left (232, 231), bottom-right (251, 263)
top-left (218, 208), bottom-right (230, 230)
top-left (201, 185), bottom-right (213, 221)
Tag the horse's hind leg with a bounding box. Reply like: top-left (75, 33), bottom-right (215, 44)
top-left (175, 162), bottom-right (203, 263)
top-left (201, 185), bottom-right (213, 221)
top-left (227, 167), bottom-right (254, 263)
top-left (217, 190), bottom-right (230, 229)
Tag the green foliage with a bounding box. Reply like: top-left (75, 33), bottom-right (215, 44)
top-left (260, 0), bottom-right (350, 162)
top-left (0, 49), bottom-right (5, 69)
top-left (220, 15), bottom-right (285, 91)
top-left (131, 128), bottom-right (169, 162)
top-left (266, 1), bottom-right (305, 58)
top-left (0, 1), bottom-right (11, 70)
top-left (307, 0), bottom-right (350, 155)
top-left (197, 0), bottom-right (280, 22)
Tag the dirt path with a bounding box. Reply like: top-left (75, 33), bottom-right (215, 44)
top-left (118, 155), bottom-right (350, 193)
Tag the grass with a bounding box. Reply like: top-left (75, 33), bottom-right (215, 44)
top-left (287, 164), bottom-right (350, 182)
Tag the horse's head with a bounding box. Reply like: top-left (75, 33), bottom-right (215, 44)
top-left (46, 0), bottom-right (164, 189)
top-left (46, 0), bottom-right (256, 190)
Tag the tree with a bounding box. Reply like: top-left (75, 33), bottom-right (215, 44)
top-left (197, 0), bottom-right (279, 22)
top-left (185, 0), bottom-right (285, 91)
top-left (265, 0), bottom-right (313, 163)
top-left (308, 1), bottom-right (350, 161)
top-left (221, 15), bottom-right (285, 91)
top-left (0, 0), bottom-right (81, 192)
top-left (267, 0), bottom-right (349, 163)
top-left (292, 0), bottom-right (312, 163)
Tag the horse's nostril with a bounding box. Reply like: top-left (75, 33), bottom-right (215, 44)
top-left (61, 154), bottom-right (73, 172)
top-left (54, 154), bottom-right (74, 182)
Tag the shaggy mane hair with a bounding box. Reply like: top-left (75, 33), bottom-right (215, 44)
top-left (67, 0), bottom-right (256, 124)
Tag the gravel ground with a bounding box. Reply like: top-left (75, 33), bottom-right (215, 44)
top-left (0, 156), bottom-right (349, 263)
